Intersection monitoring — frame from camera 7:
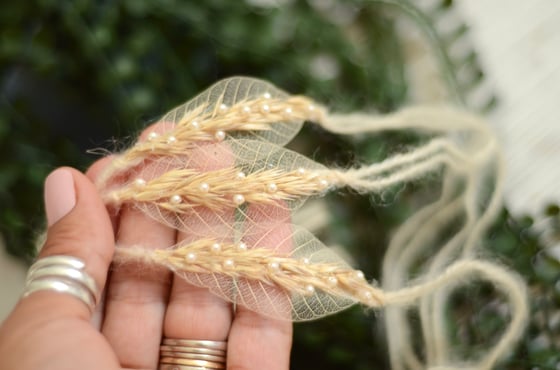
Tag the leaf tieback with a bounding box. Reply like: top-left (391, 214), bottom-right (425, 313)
top-left (98, 76), bottom-right (528, 370)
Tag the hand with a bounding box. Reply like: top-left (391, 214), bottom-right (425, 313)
top-left (0, 151), bottom-right (292, 369)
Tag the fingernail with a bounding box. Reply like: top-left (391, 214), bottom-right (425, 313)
top-left (45, 169), bottom-right (76, 226)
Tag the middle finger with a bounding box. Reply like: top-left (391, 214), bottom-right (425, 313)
top-left (163, 142), bottom-right (236, 341)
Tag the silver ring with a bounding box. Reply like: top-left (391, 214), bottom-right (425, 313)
top-left (22, 255), bottom-right (98, 313)
top-left (28, 255), bottom-right (85, 274)
top-left (159, 338), bottom-right (227, 370)
top-left (26, 265), bottom-right (97, 294)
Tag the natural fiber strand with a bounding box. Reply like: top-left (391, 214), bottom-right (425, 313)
top-left (96, 77), bottom-right (528, 370)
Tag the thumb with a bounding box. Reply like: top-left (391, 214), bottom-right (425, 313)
top-left (19, 167), bottom-right (114, 321)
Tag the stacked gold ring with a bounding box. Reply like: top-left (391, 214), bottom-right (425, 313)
top-left (159, 338), bottom-right (227, 370)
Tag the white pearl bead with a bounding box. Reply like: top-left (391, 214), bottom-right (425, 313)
top-left (284, 107), bottom-right (293, 117)
top-left (223, 259), bottom-right (235, 269)
top-left (236, 172), bottom-right (246, 179)
top-left (305, 285), bottom-right (315, 294)
top-left (263, 92), bottom-right (271, 99)
top-left (308, 104), bottom-right (315, 112)
top-left (261, 104), bottom-right (270, 113)
top-left (211, 243), bottom-right (221, 253)
top-left (355, 271), bottom-right (365, 280)
top-left (219, 103), bottom-right (228, 112)
top-left (362, 291), bottom-right (373, 301)
top-left (318, 179), bottom-right (329, 189)
top-left (233, 194), bottom-right (245, 205)
top-left (199, 182), bottom-right (210, 192)
top-left (327, 276), bottom-right (338, 285)
top-left (170, 195), bottom-right (182, 204)
top-left (297, 167), bottom-right (306, 175)
top-left (147, 132), bottom-right (159, 141)
top-left (134, 178), bottom-right (146, 187)
top-left (187, 252), bottom-right (196, 262)
top-left (268, 261), bottom-right (280, 271)
top-left (266, 183), bottom-right (278, 193)
top-left (191, 120), bottom-right (200, 129)
top-left (301, 257), bottom-right (310, 265)
top-left (237, 242), bottom-right (248, 251)
top-left (242, 105), bottom-right (251, 115)
top-left (215, 130), bottom-right (226, 141)
top-left (167, 136), bottom-right (177, 144)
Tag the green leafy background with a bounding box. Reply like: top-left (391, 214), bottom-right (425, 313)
top-left (1, 1), bottom-right (558, 369)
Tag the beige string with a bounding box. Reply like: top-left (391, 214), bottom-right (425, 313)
top-left (97, 77), bottom-right (528, 370)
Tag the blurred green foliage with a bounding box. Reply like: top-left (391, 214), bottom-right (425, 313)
top-left (0, 0), bottom-right (558, 369)
top-left (0, 0), bottom-right (407, 261)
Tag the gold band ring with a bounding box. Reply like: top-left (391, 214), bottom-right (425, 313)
top-left (159, 351), bottom-right (225, 362)
top-left (159, 357), bottom-right (225, 369)
top-left (159, 365), bottom-right (213, 370)
top-left (159, 345), bottom-right (225, 356)
top-left (159, 338), bottom-right (227, 370)
top-left (162, 338), bottom-right (227, 351)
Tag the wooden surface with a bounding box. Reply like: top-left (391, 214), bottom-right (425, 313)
top-left (456, 0), bottom-right (560, 216)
